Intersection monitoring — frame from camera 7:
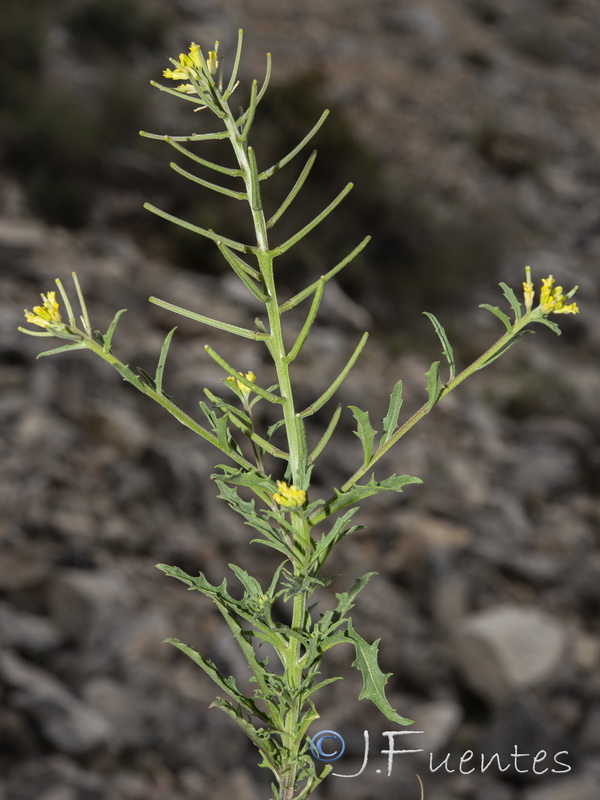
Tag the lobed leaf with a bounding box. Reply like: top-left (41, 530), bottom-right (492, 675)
top-left (346, 620), bottom-right (414, 725)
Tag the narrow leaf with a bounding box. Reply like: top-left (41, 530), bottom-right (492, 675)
top-left (260, 110), bottom-right (330, 180)
top-left (286, 278), bottom-right (324, 362)
top-left (147, 80), bottom-right (210, 107)
top-left (499, 282), bottom-right (523, 321)
top-left (255, 52), bottom-right (272, 105)
top-left (103, 308), bottom-right (127, 352)
top-left (308, 404), bottom-right (342, 463)
top-left (535, 317), bottom-right (562, 335)
top-left (267, 151), bottom-right (317, 229)
top-left (272, 183), bottom-right (353, 256)
top-left (144, 203), bottom-right (252, 253)
top-left (164, 137), bottom-right (239, 177)
top-left (425, 360), bottom-right (442, 409)
top-left (300, 332), bottom-right (369, 417)
top-left (170, 162), bottom-right (246, 200)
top-left (239, 79), bottom-right (258, 141)
top-left (149, 296), bottom-right (267, 340)
top-left (205, 346), bottom-right (283, 404)
top-left (155, 327), bottom-right (176, 395)
top-left (423, 312), bottom-right (455, 381)
top-left (381, 380), bottom-right (403, 445)
top-left (224, 29), bottom-right (244, 97)
top-left (479, 303), bottom-right (512, 332)
top-left (309, 509), bottom-right (363, 572)
top-left (71, 271), bottom-right (91, 335)
top-left (479, 330), bottom-right (533, 368)
top-left (140, 127), bottom-right (230, 142)
top-left (54, 277), bottom-right (76, 327)
top-left (165, 637), bottom-right (261, 717)
top-left (216, 241), bottom-right (260, 279)
top-left (247, 147), bottom-right (263, 215)
top-left (36, 343), bottom-right (87, 359)
top-left (349, 405), bottom-right (377, 467)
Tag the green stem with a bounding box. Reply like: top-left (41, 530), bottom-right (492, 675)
top-left (82, 336), bottom-right (255, 472)
top-left (221, 97), bottom-right (311, 799)
top-left (313, 315), bottom-right (534, 514)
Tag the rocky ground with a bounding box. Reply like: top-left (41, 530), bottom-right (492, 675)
top-left (2, 2), bottom-right (600, 799)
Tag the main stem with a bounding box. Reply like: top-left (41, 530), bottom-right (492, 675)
top-left (224, 106), bottom-right (309, 800)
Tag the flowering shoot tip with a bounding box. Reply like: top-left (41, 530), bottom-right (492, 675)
top-left (273, 481), bottom-right (306, 509)
top-left (24, 290), bottom-right (64, 330)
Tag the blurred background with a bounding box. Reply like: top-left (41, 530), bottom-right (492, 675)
top-left (1, 1), bottom-right (600, 799)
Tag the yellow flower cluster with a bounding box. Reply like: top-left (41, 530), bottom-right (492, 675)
top-left (522, 267), bottom-right (578, 315)
top-left (539, 276), bottom-right (579, 314)
top-left (24, 291), bottom-right (64, 329)
top-left (163, 42), bottom-right (219, 95)
top-left (227, 370), bottom-right (256, 397)
top-left (273, 481), bottom-right (306, 508)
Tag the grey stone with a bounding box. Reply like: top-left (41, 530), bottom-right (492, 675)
top-left (0, 602), bottom-right (62, 655)
top-left (523, 773), bottom-right (600, 800)
top-left (0, 651), bottom-right (111, 755)
top-left (411, 698), bottom-right (463, 752)
top-left (49, 568), bottom-right (130, 643)
top-left (453, 605), bottom-right (567, 703)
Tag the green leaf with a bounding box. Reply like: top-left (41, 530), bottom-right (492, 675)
top-left (381, 380), bottom-right (403, 445)
top-left (136, 366), bottom-right (156, 390)
top-left (346, 621), bottom-right (414, 725)
top-left (149, 296), bottom-right (267, 340)
top-left (313, 474), bottom-right (422, 523)
top-left (479, 330), bottom-right (533, 368)
top-left (36, 342), bottom-right (87, 359)
top-left (271, 183), bottom-right (353, 256)
top-left (259, 110), bottom-right (330, 180)
top-left (479, 303), bottom-right (512, 332)
top-left (425, 360), bottom-right (442, 409)
top-left (300, 332), bottom-right (369, 417)
top-left (210, 698), bottom-right (280, 773)
top-left (333, 572), bottom-right (376, 621)
top-left (170, 161), bottom-right (246, 200)
top-left (103, 308), bottom-right (127, 352)
top-left (267, 151), bottom-right (317, 229)
top-left (535, 317), bottom-right (562, 336)
top-left (308, 404), bottom-right (342, 463)
top-left (165, 637), bottom-right (266, 718)
top-left (423, 312), bottom-right (455, 381)
top-left (228, 564), bottom-right (264, 601)
top-left (280, 236), bottom-right (371, 313)
top-left (349, 406), bottom-right (377, 467)
top-left (280, 571), bottom-right (333, 602)
top-left (155, 327), bottom-right (176, 395)
top-left (499, 282), bottom-right (523, 321)
top-left (309, 507), bottom-right (362, 570)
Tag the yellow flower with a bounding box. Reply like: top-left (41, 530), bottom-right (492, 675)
top-left (227, 370), bottom-right (256, 398)
top-left (175, 84), bottom-right (197, 95)
top-left (522, 266), bottom-right (535, 312)
top-left (207, 50), bottom-right (219, 76)
top-left (273, 481), bottom-right (306, 508)
top-left (162, 42), bottom-right (218, 93)
top-left (24, 291), bottom-right (64, 329)
top-left (539, 275), bottom-right (579, 315)
top-left (521, 268), bottom-right (579, 316)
